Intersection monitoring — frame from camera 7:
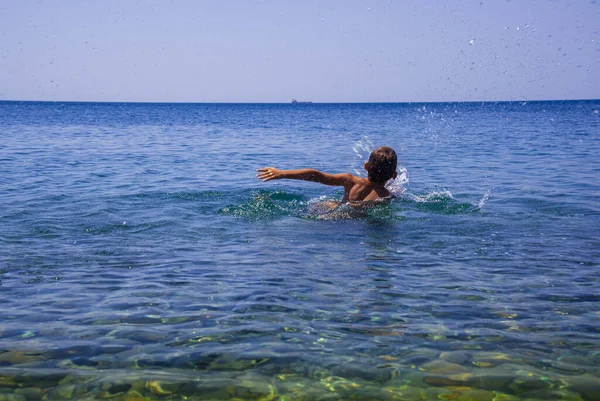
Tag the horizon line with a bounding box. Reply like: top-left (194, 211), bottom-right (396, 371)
top-left (0, 98), bottom-right (599, 105)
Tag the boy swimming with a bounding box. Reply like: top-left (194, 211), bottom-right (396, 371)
top-left (257, 146), bottom-right (398, 203)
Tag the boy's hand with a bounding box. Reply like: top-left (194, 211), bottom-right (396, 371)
top-left (257, 167), bottom-right (284, 182)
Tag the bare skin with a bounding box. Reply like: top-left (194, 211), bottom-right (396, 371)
top-left (256, 162), bottom-right (397, 202)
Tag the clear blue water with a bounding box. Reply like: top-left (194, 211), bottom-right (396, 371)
top-left (1, 101), bottom-right (599, 400)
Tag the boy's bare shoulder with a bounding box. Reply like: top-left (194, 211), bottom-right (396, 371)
top-left (336, 172), bottom-right (359, 178)
top-left (333, 172), bottom-right (363, 185)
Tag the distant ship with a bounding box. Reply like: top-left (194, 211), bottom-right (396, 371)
top-left (291, 99), bottom-right (312, 104)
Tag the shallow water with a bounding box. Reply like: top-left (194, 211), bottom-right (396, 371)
top-left (1, 101), bottom-right (599, 400)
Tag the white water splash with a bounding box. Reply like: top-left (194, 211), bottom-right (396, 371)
top-left (387, 166), bottom-right (408, 196)
top-left (403, 188), bottom-right (491, 213)
top-left (352, 136), bottom-right (376, 176)
top-left (476, 188), bottom-right (492, 210)
top-left (352, 136), bottom-right (408, 196)
top-left (404, 190), bottom-right (454, 203)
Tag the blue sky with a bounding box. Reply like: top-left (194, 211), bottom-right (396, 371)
top-left (1, 0), bottom-right (598, 102)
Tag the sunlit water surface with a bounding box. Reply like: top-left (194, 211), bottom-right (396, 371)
top-left (1, 101), bottom-right (599, 400)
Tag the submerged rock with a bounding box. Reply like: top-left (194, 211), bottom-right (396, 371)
top-left (0, 376), bottom-right (19, 390)
top-left (551, 355), bottom-right (594, 374)
top-left (14, 387), bottom-right (44, 400)
top-left (185, 352), bottom-right (220, 370)
top-left (95, 379), bottom-right (132, 399)
top-left (330, 364), bottom-right (393, 382)
top-left (42, 383), bottom-right (88, 400)
top-left (454, 388), bottom-right (495, 401)
top-left (508, 376), bottom-right (551, 394)
top-left (488, 394), bottom-right (519, 401)
top-left (0, 351), bottom-right (45, 365)
top-left (319, 376), bottom-right (361, 393)
top-left (472, 352), bottom-right (514, 363)
top-left (467, 372), bottom-right (516, 392)
top-left (518, 388), bottom-right (582, 401)
top-left (424, 375), bottom-right (465, 387)
top-left (209, 356), bottom-right (270, 371)
top-left (57, 358), bottom-right (98, 371)
top-left (57, 373), bottom-right (95, 386)
top-left (227, 379), bottom-right (276, 400)
top-left (147, 380), bottom-right (182, 396)
top-left (558, 355), bottom-right (593, 366)
top-left (420, 359), bottom-right (469, 375)
top-left (19, 373), bottom-right (68, 392)
top-left (472, 361), bottom-right (494, 368)
top-left (440, 351), bottom-right (471, 365)
top-left (120, 390), bottom-right (146, 401)
top-left (0, 393), bottom-right (26, 401)
top-left (184, 378), bottom-right (236, 400)
top-left (568, 376), bottom-right (600, 401)
top-left (274, 382), bottom-right (336, 401)
top-left (382, 385), bottom-right (428, 401)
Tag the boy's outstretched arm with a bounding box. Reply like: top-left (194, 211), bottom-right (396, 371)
top-left (257, 167), bottom-right (354, 187)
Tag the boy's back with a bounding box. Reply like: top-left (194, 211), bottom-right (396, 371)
top-left (257, 146), bottom-right (398, 203)
top-left (337, 174), bottom-right (393, 202)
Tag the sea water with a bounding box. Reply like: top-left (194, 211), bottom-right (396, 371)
top-left (1, 101), bottom-right (599, 400)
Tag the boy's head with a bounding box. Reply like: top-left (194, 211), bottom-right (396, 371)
top-left (366, 146), bottom-right (397, 184)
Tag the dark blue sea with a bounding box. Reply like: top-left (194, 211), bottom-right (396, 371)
top-left (1, 101), bottom-right (599, 400)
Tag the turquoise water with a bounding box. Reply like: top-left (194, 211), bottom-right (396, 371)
top-left (1, 101), bottom-right (599, 400)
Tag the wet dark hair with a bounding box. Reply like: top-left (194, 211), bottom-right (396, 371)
top-left (368, 146), bottom-right (397, 184)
